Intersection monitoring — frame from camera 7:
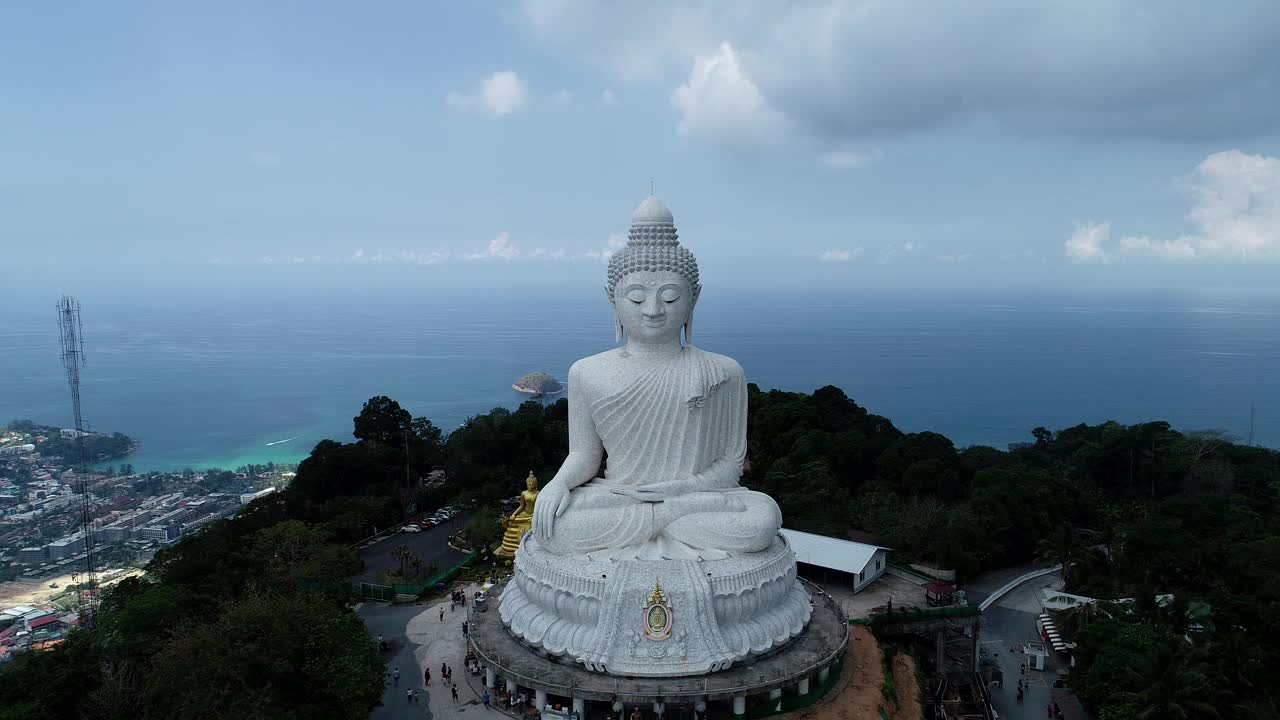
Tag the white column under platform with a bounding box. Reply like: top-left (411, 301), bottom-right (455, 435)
top-left (653, 702), bottom-right (665, 717)
top-left (798, 677), bottom-right (810, 695)
top-left (819, 667), bottom-right (830, 684)
top-left (485, 668), bottom-right (496, 689)
top-left (573, 698), bottom-right (585, 717)
top-left (535, 688), bottom-right (547, 710)
top-left (612, 702), bottom-right (624, 713)
top-left (732, 695), bottom-right (746, 718)
top-left (769, 689), bottom-right (782, 712)
top-left (507, 678), bottom-right (517, 694)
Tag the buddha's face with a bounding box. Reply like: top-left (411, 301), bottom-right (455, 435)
top-left (612, 270), bottom-right (694, 345)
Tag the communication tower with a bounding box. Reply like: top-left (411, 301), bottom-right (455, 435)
top-left (57, 296), bottom-right (97, 628)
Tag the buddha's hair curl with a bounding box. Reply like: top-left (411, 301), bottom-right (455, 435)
top-left (606, 222), bottom-right (701, 300)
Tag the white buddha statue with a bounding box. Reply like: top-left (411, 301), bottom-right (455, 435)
top-left (532, 196), bottom-right (782, 562)
top-left (501, 197), bottom-right (811, 677)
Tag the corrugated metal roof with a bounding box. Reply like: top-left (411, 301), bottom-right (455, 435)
top-left (781, 528), bottom-right (889, 576)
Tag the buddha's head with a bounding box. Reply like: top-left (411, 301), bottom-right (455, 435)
top-left (607, 196), bottom-right (701, 345)
top-left (525, 471), bottom-right (539, 492)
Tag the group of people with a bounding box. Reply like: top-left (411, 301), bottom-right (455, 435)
top-left (380, 590), bottom-right (487, 711)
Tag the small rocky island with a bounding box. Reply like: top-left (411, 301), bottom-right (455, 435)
top-left (511, 371), bottom-right (564, 398)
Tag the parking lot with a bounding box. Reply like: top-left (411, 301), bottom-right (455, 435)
top-left (355, 510), bottom-right (472, 585)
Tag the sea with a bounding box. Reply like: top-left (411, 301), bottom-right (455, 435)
top-left (1, 286), bottom-right (1277, 472)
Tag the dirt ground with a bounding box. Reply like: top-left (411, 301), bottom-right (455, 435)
top-left (0, 568), bottom-right (143, 608)
top-left (784, 625), bottom-right (924, 720)
top-left (891, 653), bottom-right (923, 720)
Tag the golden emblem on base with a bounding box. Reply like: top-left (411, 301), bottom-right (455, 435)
top-left (642, 579), bottom-right (673, 641)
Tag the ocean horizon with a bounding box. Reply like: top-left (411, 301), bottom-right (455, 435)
top-left (1, 285), bottom-right (1277, 473)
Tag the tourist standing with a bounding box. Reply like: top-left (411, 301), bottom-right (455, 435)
top-left (406, 688), bottom-right (413, 703)
top-left (483, 691), bottom-right (491, 709)
top-left (393, 667), bottom-right (400, 684)
top-left (452, 685), bottom-right (460, 703)
top-left (424, 668), bottom-right (431, 686)
top-left (440, 608), bottom-right (445, 621)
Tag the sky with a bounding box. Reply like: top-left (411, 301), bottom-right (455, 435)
top-left (3, 1), bottom-right (1280, 297)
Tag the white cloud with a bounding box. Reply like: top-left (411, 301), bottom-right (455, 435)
top-left (598, 89), bottom-right (619, 108)
top-left (532, 247), bottom-right (569, 261)
top-left (1181, 150), bottom-right (1280, 257)
top-left (585, 233), bottom-right (627, 262)
top-left (878, 241), bottom-right (924, 264)
top-left (521, 2), bottom-right (1280, 142)
top-left (937, 253), bottom-right (972, 263)
top-left (446, 70), bottom-right (529, 117)
top-left (466, 231), bottom-right (521, 260)
top-left (1065, 222), bottom-right (1111, 263)
top-left (1118, 236), bottom-right (1197, 260)
top-left (671, 43), bottom-right (785, 141)
top-left (819, 247), bottom-right (862, 262)
top-left (819, 148), bottom-right (882, 169)
top-left (1077, 150), bottom-right (1280, 262)
top-left (246, 149), bottom-right (281, 167)
top-left (551, 89), bottom-right (574, 106)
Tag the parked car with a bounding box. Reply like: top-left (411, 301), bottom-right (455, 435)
top-left (400, 525), bottom-right (421, 533)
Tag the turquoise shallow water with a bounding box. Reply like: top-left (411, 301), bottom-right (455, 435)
top-left (1, 286), bottom-right (1277, 472)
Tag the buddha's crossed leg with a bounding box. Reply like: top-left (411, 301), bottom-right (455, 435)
top-left (540, 485), bottom-right (781, 559)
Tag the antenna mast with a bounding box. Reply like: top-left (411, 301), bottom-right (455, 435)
top-left (1249, 402), bottom-right (1256, 447)
top-left (57, 296), bottom-right (97, 628)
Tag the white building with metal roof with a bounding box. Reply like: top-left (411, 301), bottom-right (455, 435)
top-left (781, 528), bottom-right (890, 593)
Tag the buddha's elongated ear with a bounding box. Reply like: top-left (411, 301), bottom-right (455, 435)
top-left (683, 310), bottom-right (694, 345)
top-left (607, 285), bottom-right (624, 344)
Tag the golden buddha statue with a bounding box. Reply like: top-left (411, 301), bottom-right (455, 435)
top-left (496, 471), bottom-right (540, 558)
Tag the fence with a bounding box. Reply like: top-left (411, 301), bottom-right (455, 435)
top-left (976, 565), bottom-right (1061, 612)
top-left (849, 603), bottom-right (980, 627)
top-left (352, 549), bottom-right (480, 602)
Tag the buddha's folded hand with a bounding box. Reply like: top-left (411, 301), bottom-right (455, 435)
top-left (609, 486), bottom-right (665, 503)
top-left (534, 479), bottom-right (571, 540)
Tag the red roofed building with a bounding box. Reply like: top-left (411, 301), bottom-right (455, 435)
top-left (27, 615), bottom-right (62, 632)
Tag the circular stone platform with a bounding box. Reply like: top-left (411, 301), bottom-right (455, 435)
top-left (472, 578), bottom-right (848, 705)
top-left (500, 534), bottom-right (813, 676)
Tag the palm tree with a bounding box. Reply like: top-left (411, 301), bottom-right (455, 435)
top-left (1117, 640), bottom-right (1222, 719)
top-left (1037, 524), bottom-right (1079, 590)
top-left (1051, 599), bottom-right (1116, 642)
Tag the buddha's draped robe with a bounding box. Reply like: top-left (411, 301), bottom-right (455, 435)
top-left (541, 346), bottom-right (781, 561)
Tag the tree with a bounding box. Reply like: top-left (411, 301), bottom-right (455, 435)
top-left (1116, 640), bottom-right (1221, 719)
top-left (389, 544), bottom-right (419, 580)
top-left (143, 590), bottom-right (383, 719)
top-left (463, 507), bottom-right (503, 554)
top-left (1032, 426), bottom-right (1054, 447)
top-left (352, 395), bottom-right (411, 447)
top-left (1037, 524), bottom-right (1080, 590)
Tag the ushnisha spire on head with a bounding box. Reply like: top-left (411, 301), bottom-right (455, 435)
top-left (607, 196), bottom-right (701, 300)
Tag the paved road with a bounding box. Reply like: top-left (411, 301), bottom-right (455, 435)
top-left (357, 513), bottom-right (471, 585)
top-left (361, 590), bottom-right (491, 720)
top-left (970, 571), bottom-right (1087, 720)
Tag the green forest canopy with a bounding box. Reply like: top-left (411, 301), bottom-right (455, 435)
top-left (2, 389), bottom-right (1277, 719)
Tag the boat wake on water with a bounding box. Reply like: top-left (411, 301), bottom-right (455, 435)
top-left (265, 435), bottom-right (299, 446)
